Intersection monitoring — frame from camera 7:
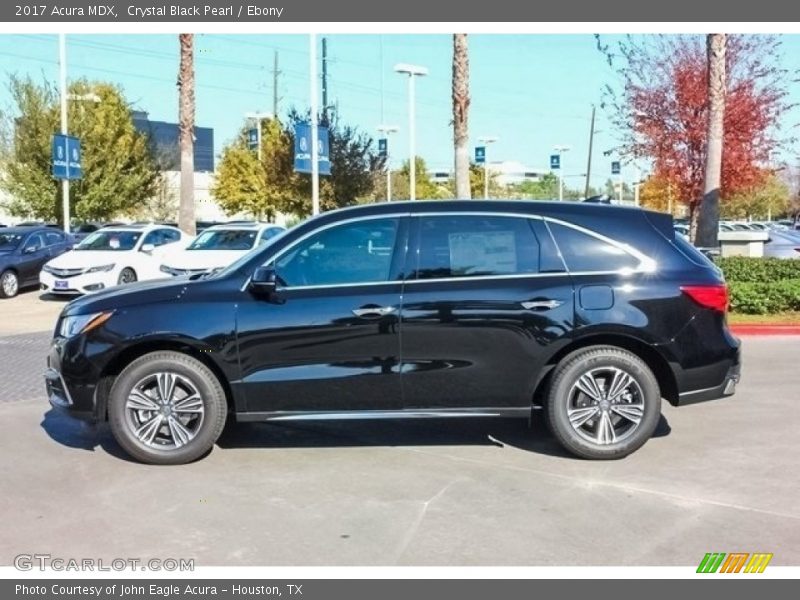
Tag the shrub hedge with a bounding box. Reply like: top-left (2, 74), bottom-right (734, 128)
top-left (714, 257), bottom-right (800, 314)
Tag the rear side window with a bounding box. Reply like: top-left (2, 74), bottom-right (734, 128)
top-left (412, 215), bottom-right (540, 280)
top-left (547, 221), bottom-right (639, 273)
top-left (45, 232), bottom-right (65, 245)
top-left (672, 234), bottom-right (719, 269)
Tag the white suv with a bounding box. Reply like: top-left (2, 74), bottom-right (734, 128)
top-left (41, 224), bottom-right (189, 295)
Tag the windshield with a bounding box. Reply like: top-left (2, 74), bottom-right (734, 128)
top-left (0, 233), bottom-right (22, 249)
top-left (208, 228), bottom-right (290, 280)
top-left (76, 230), bottom-right (141, 251)
top-left (187, 229), bottom-right (257, 251)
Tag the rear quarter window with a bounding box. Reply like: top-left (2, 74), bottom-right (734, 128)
top-left (546, 221), bottom-right (639, 273)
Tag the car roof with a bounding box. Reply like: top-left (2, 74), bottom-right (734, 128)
top-left (205, 222), bottom-right (283, 231)
top-left (98, 223), bottom-right (178, 232)
top-left (1, 226), bottom-right (60, 234)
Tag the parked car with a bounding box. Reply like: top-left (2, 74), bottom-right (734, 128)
top-left (40, 224), bottom-right (189, 295)
top-left (46, 200), bottom-right (740, 465)
top-left (70, 221), bottom-right (127, 243)
top-left (0, 227), bottom-right (73, 298)
top-left (159, 222), bottom-right (285, 277)
top-left (763, 231), bottom-right (800, 259)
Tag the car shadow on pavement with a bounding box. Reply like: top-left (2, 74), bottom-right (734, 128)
top-left (40, 408), bottom-right (671, 462)
top-left (39, 408), bottom-right (139, 463)
top-left (38, 292), bottom-right (73, 303)
top-left (216, 414), bottom-right (672, 459)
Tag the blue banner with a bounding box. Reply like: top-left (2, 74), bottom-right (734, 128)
top-left (378, 138), bottom-right (388, 157)
top-left (247, 128), bottom-right (259, 151)
top-left (550, 154), bottom-right (560, 170)
top-left (611, 160), bottom-right (621, 175)
top-left (52, 134), bottom-right (82, 180)
top-left (475, 146), bottom-right (486, 164)
top-left (294, 123), bottom-right (331, 175)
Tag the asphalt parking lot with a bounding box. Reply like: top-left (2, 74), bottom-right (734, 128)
top-left (1, 291), bottom-right (799, 566)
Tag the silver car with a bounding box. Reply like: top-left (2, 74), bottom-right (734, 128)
top-left (764, 230), bottom-right (800, 259)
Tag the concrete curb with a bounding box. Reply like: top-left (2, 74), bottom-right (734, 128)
top-left (729, 325), bottom-right (800, 336)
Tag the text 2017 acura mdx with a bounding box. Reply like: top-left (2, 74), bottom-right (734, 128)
top-left (46, 201), bottom-right (740, 464)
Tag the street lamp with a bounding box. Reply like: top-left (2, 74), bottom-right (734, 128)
top-left (478, 136), bottom-right (498, 199)
top-left (377, 124), bottom-right (399, 202)
top-left (554, 145), bottom-right (571, 201)
top-left (245, 111), bottom-right (274, 162)
top-left (394, 63), bottom-right (428, 201)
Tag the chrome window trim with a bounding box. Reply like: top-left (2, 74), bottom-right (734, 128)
top-left (241, 209), bottom-right (656, 292)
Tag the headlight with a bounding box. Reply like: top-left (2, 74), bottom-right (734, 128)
top-left (58, 311), bottom-right (114, 338)
top-left (85, 263), bottom-right (115, 274)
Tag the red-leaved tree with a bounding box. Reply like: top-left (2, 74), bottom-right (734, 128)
top-left (598, 34), bottom-right (793, 226)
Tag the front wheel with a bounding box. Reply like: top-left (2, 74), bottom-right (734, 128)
top-left (546, 345), bottom-right (661, 460)
top-left (117, 267), bottom-right (137, 285)
top-left (108, 351), bottom-right (228, 465)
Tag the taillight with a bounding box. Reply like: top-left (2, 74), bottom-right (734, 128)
top-left (681, 284), bottom-right (729, 313)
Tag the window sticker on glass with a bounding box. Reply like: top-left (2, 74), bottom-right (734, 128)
top-left (448, 231), bottom-right (517, 276)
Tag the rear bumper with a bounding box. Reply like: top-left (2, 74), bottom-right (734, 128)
top-left (675, 361), bottom-right (740, 406)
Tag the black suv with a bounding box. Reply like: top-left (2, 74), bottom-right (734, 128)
top-left (46, 201), bottom-right (740, 464)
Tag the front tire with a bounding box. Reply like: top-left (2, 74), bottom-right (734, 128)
top-left (546, 345), bottom-right (661, 460)
top-left (0, 270), bottom-right (19, 298)
top-left (117, 267), bottom-right (137, 285)
top-left (108, 351), bottom-right (227, 465)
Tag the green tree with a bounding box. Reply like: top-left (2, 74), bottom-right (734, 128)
top-left (386, 157), bottom-right (447, 200)
top-left (211, 118), bottom-right (298, 220)
top-left (0, 75), bottom-right (159, 224)
top-left (721, 176), bottom-right (790, 220)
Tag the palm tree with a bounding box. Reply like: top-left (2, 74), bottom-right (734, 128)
top-left (452, 34), bottom-right (471, 199)
top-left (177, 33), bottom-right (196, 235)
top-left (695, 33), bottom-right (726, 246)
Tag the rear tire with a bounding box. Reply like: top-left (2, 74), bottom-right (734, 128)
top-left (108, 351), bottom-right (227, 465)
top-left (546, 345), bottom-right (660, 460)
top-left (0, 270), bottom-right (19, 299)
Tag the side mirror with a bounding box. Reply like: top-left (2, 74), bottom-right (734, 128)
top-left (140, 243), bottom-right (155, 254)
top-left (249, 266), bottom-right (278, 295)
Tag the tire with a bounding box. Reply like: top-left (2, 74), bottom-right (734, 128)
top-left (108, 351), bottom-right (227, 465)
top-left (117, 267), bottom-right (137, 285)
top-left (545, 345), bottom-right (661, 460)
top-left (0, 270), bottom-right (19, 299)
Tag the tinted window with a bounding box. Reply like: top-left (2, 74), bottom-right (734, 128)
top-left (0, 233), bottom-right (23, 249)
top-left (275, 218), bottom-right (399, 287)
top-left (46, 232), bottom-right (65, 246)
top-left (161, 229), bottom-right (181, 244)
top-left (413, 215), bottom-right (539, 280)
top-left (259, 227), bottom-right (283, 244)
top-left (547, 222), bottom-right (639, 272)
top-left (142, 230), bottom-right (163, 247)
top-left (24, 233), bottom-right (45, 251)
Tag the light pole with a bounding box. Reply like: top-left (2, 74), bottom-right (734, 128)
top-left (394, 63), bottom-right (428, 201)
top-left (478, 136), bottom-right (498, 199)
top-left (377, 124), bottom-right (399, 202)
top-left (310, 34), bottom-right (320, 215)
top-left (554, 145), bottom-right (571, 201)
top-left (58, 34), bottom-right (71, 233)
top-left (245, 111), bottom-right (274, 162)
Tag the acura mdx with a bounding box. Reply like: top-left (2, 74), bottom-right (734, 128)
top-left (45, 201), bottom-right (740, 464)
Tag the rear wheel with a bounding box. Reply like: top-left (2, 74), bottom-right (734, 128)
top-left (0, 270), bottom-right (19, 298)
top-left (546, 345), bottom-right (661, 459)
top-left (117, 268), bottom-right (137, 285)
top-left (108, 351), bottom-right (227, 465)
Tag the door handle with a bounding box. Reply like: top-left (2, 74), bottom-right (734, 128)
top-left (521, 299), bottom-right (563, 310)
top-left (352, 305), bottom-right (396, 318)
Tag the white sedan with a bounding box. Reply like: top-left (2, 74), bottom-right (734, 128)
top-left (40, 224), bottom-right (189, 295)
top-left (158, 222), bottom-right (285, 277)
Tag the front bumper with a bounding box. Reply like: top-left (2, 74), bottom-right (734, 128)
top-left (40, 270), bottom-right (113, 295)
top-left (45, 338), bottom-right (100, 422)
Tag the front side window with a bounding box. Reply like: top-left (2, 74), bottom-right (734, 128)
top-left (412, 215), bottom-right (540, 280)
top-left (274, 218), bottom-right (399, 287)
top-left (188, 229), bottom-right (257, 251)
top-left (546, 221), bottom-right (639, 273)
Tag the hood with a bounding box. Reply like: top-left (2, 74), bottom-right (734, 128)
top-left (161, 248), bottom-right (246, 270)
top-left (47, 249), bottom-right (124, 268)
top-left (64, 277), bottom-right (191, 316)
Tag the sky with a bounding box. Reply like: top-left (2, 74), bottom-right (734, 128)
top-left (1, 33), bottom-right (800, 191)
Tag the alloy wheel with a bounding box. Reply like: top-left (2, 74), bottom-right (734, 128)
top-left (124, 372), bottom-right (205, 450)
top-left (1, 272), bottom-right (18, 297)
top-left (566, 366), bottom-right (645, 445)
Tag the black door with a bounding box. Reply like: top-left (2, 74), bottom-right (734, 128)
top-left (236, 217), bottom-right (408, 415)
top-left (17, 232), bottom-right (49, 285)
top-left (400, 214), bottom-right (575, 410)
